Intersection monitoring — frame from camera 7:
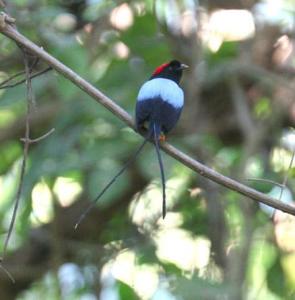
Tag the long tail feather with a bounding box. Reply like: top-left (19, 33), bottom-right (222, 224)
top-left (74, 133), bottom-right (151, 229)
top-left (153, 122), bottom-right (166, 219)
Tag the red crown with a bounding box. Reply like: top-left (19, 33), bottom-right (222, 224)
top-left (152, 63), bottom-right (168, 76)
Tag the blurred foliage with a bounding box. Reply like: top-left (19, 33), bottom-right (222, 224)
top-left (0, 0), bottom-right (295, 299)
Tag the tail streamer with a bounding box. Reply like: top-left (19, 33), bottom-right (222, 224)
top-left (74, 132), bottom-right (151, 229)
top-left (153, 122), bottom-right (166, 218)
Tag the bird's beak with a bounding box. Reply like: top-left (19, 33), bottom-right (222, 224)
top-left (180, 63), bottom-right (189, 70)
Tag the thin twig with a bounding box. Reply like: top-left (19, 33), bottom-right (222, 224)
top-left (278, 148), bottom-right (295, 201)
top-left (2, 49), bottom-right (32, 259)
top-left (247, 178), bottom-right (284, 188)
top-left (0, 264), bottom-right (15, 283)
top-left (20, 128), bottom-right (55, 144)
top-left (1, 18), bottom-right (295, 217)
top-left (0, 70), bottom-right (26, 86)
top-left (0, 67), bottom-right (52, 89)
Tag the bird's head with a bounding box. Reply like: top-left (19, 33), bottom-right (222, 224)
top-left (150, 60), bottom-right (189, 83)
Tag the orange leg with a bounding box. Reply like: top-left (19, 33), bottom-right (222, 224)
top-left (159, 133), bottom-right (166, 142)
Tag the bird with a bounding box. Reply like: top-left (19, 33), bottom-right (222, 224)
top-left (135, 60), bottom-right (188, 218)
top-left (74, 60), bottom-right (188, 229)
top-left (136, 60), bottom-right (188, 139)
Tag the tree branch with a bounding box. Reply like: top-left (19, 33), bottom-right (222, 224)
top-left (1, 14), bottom-right (295, 217)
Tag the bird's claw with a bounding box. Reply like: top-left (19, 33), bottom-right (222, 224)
top-left (159, 133), bottom-right (166, 142)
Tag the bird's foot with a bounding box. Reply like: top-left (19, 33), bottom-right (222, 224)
top-left (159, 133), bottom-right (166, 142)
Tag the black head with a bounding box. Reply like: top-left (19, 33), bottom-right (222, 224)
top-left (150, 60), bottom-right (188, 84)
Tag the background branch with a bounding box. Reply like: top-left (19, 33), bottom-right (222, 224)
top-left (0, 67), bottom-right (52, 89)
top-left (1, 49), bottom-right (32, 262)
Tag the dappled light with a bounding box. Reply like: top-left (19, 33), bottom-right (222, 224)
top-left (31, 182), bottom-right (53, 224)
top-left (110, 3), bottom-right (134, 31)
top-left (205, 9), bottom-right (255, 52)
top-left (53, 177), bottom-right (82, 207)
top-left (129, 176), bottom-right (188, 227)
top-left (101, 251), bottom-right (159, 300)
top-left (155, 229), bottom-right (211, 271)
top-left (53, 13), bottom-right (77, 32)
top-left (113, 42), bottom-right (130, 59)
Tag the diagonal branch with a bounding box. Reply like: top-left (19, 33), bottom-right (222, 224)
top-left (1, 14), bottom-right (295, 217)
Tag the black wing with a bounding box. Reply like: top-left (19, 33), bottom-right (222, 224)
top-left (135, 99), bottom-right (152, 134)
top-left (136, 98), bottom-right (182, 134)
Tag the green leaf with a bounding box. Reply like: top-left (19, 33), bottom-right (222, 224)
top-left (267, 257), bottom-right (286, 297)
top-left (117, 280), bottom-right (139, 300)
